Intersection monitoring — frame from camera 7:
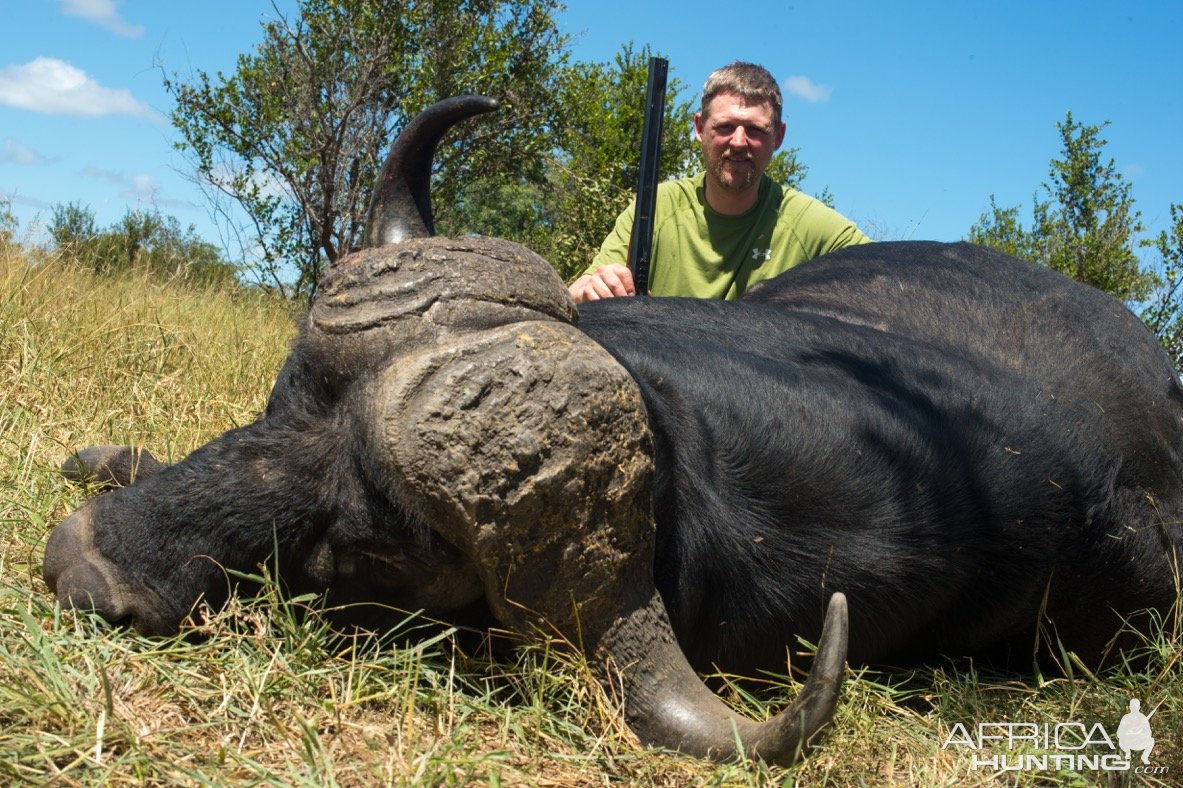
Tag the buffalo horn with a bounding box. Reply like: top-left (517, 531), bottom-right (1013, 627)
top-left (362, 95), bottom-right (500, 248)
top-left (595, 590), bottom-right (848, 765)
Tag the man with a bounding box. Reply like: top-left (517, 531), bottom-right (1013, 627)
top-left (568, 61), bottom-right (870, 303)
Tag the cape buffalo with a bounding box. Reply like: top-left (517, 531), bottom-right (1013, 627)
top-left (43, 97), bottom-right (1182, 766)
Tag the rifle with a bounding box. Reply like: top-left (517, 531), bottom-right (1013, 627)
top-left (626, 56), bottom-right (668, 296)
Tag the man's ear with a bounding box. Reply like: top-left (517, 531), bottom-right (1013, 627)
top-left (774, 120), bottom-right (787, 150)
top-left (693, 112), bottom-right (705, 142)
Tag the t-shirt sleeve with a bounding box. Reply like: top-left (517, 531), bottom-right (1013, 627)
top-left (585, 200), bottom-right (637, 276)
top-left (800, 200), bottom-right (872, 257)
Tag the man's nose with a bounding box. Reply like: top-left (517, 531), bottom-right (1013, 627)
top-left (729, 126), bottom-right (750, 147)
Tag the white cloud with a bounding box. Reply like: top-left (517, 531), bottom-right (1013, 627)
top-left (784, 75), bottom-right (833, 103)
top-left (0, 58), bottom-right (156, 119)
top-left (1, 189), bottom-right (52, 211)
top-left (81, 165), bottom-right (158, 200)
top-left (130, 174), bottom-right (158, 195)
top-left (57, 0), bottom-right (144, 38)
top-left (0, 138), bottom-right (52, 166)
top-left (81, 164), bottom-right (134, 186)
top-left (80, 165), bottom-right (192, 211)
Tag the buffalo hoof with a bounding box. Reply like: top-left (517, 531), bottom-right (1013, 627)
top-left (61, 445), bottom-right (166, 489)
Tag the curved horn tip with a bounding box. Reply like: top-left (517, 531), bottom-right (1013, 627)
top-left (600, 589), bottom-right (850, 769)
top-left (819, 592), bottom-right (848, 662)
top-left (750, 591), bottom-right (849, 767)
top-left (361, 95), bottom-right (502, 249)
top-left (809, 591), bottom-right (849, 697)
top-left (454, 94), bottom-right (499, 113)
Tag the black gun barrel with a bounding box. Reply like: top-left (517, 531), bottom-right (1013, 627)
top-left (627, 56), bottom-right (668, 296)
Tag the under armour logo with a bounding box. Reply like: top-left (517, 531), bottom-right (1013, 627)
top-left (751, 248), bottom-right (771, 261)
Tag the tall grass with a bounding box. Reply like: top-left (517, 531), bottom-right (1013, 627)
top-left (1, 243), bottom-right (1180, 785)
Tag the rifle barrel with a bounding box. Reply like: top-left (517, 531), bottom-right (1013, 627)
top-left (627, 56), bottom-right (668, 296)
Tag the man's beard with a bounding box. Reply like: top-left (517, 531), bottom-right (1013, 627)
top-left (708, 152), bottom-right (757, 192)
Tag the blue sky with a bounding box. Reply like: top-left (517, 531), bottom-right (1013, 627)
top-left (2, 1), bottom-right (1180, 260)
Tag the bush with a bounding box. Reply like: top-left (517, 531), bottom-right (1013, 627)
top-left (47, 202), bottom-right (239, 287)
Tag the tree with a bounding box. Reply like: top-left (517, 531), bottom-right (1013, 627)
top-left (166, 0), bottom-right (567, 298)
top-left (969, 113), bottom-right (1183, 362)
top-left (47, 203), bottom-right (236, 285)
top-left (49, 202), bottom-right (111, 270)
top-left (517, 44), bottom-right (699, 281)
top-left (1140, 204), bottom-right (1183, 367)
top-left (965, 195), bottom-right (1036, 262)
top-left (0, 198), bottom-right (16, 250)
top-left (969, 112), bottom-right (1153, 302)
top-left (1038, 113), bottom-right (1151, 300)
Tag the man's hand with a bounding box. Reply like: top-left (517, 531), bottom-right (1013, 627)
top-left (568, 264), bottom-right (637, 304)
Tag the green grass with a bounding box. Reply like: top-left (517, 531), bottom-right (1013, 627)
top-left (1, 243), bottom-right (1180, 785)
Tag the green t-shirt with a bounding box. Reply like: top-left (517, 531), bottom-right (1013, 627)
top-left (588, 173), bottom-right (871, 299)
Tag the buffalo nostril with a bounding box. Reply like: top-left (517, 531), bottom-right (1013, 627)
top-left (49, 552), bottom-right (173, 633)
top-left (53, 561), bottom-right (128, 623)
top-left (44, 510), bottom-right (138, 628)
top-left (43, 510), bottom-right (92, 595)
top-left (44, 509), bottom-right (179, 635)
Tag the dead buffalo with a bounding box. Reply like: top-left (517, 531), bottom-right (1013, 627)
top-left (43, 96), bottom-right (1182, 766)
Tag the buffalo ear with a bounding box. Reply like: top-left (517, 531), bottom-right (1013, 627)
top-left (62, 446), bottom-right (166, 490)
top-left (373, 317), bottom-right (655, 635)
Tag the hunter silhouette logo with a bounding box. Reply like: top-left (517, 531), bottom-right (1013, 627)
top-left (941, 696), bottom-right (1168, 775)
top-left (1117, 698), bottom-right (1155, 765)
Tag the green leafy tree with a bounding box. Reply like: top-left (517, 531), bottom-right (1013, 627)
top-left (969, 112), bottom-right (1153, 302)
top-left (1140, 204), bottom-right (1183, 367)
top-left (48, 203), bottom-right (236, 285)
top-left (1037, 114), bottom-right (1150, 299)
top-left (166, 0), bottom-right (566, 298)
top-left (118, 210), bottom-right (165, 272)
top-left (532, 45), bottom-right (698, 281)
top-left (969, 113), bottom-right (1183, 361)
top-left (49, 202), bottom-right (99, 255)
top-left (965, 195), bottom-right (1036, 261)
top-left (764, 148), bottom-right (809, 194)
top-left (125, 210), bottom-right (237, 286)
top-left (48, 202), bottom-right (118, 271)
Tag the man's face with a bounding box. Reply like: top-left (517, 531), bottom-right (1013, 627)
top-left (695, 92), bottom-right (786, 196)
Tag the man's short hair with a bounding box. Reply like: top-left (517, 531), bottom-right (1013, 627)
top-left (701, 62), bottom-right (783, 127)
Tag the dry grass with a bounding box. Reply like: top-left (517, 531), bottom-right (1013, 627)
top-left (1, 242), bottom-right (1180, 785)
